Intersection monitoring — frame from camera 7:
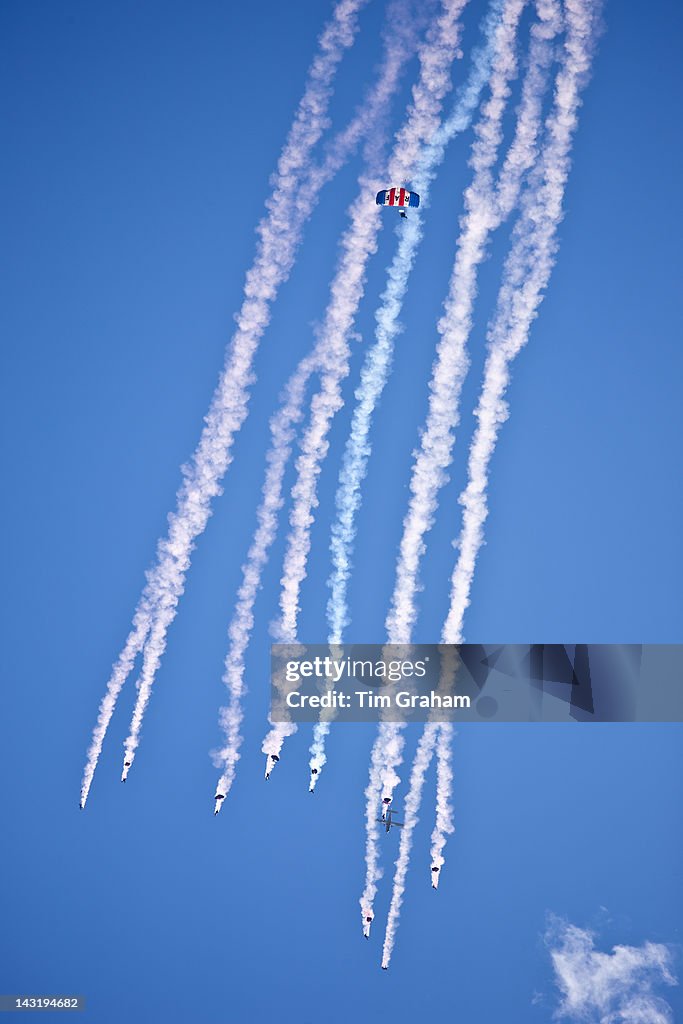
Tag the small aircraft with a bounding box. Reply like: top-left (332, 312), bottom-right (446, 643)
top-left (431, 864), bottom-right (441, 889)
top-left (376, 186), bottom-right (420, 218)
top-left (264, 753), bottom-right (279, 780)
top-left (121, 760), bottom-right (131, 783)
top-left (214, 793), bottom-right (225, 816)
top-left (377, 806), bottom-right (403, 833)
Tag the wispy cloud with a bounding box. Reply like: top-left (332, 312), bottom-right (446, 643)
top-left (546, 917), bottom-right (677, 1024)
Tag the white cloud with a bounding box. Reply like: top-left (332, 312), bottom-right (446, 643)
top-left (546, 917), bottom-right (678, 1024)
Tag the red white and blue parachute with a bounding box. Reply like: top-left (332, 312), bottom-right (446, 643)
top-left (375, 186), bottom-right (420, 217)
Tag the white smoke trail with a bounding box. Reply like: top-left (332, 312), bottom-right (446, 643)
top-left (210, 354), bottom-right (319, 806)
top-left (312, 1), bottom-right (499, 797)
top-left (260, 191), bottom-right (385, 768)
top-left (380, 723), bottom-right (439, 967)
top-left (210, 0), bottom-right (427, 810)
top-left (426, 0), bottom-right (563, 895)
top-left (313, 0), bottom-right (438, 183)
top-left (307, 720), bottom-right (332, 791)
top-left (314, 0), bottom-right (509, 795)
top-left (429, 721), bottom-right (454, 888)
top-left (442, 0), bottom-right (599, 647)
top-left (326, 210), bottom-right (422, 647)
top-left (380, 0), bottom-right (573, 966)
top-left (263, 0), bottom-right (471, 778)
top-left (385, 0), bottom-right (527, 648)
top-left (362, 0), bottom-right (528, 939)
top-left (360, 722), bottom-right (394, 936)
top-left (79, 0), bottom-right (372, 804)
top-left (371, 0), bottom-right (526, 807)
top-left (380, 0), bottom-right (598, 968)
top-left (327, 6), bottom-right (505, 645)
top-left (380, 645), bottom-right (458, 961)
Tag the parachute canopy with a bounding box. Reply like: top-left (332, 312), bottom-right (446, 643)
top-left (376, 186), bottom-right (420, 210)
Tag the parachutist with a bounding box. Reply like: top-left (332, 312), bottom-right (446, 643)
top-left (376, 186), bottom-right (420, 218)
top-left (264, 753), bottom-right (280, 780)
top-left (362, 910), bottom-right (373, 940)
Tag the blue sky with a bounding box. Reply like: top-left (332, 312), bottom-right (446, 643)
top-left (1, 1), bottom-right (682, 1021)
